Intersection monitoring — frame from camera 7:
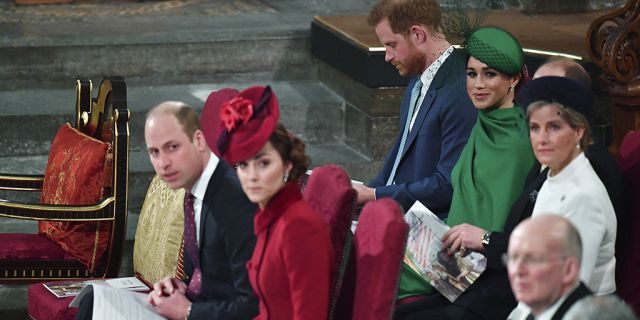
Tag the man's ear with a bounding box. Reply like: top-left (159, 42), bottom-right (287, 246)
top-left (193, 130), bottom-right (208, 152)
top-left (562, 256), bottom-right (580, 285)
top-left (409, 25), bottom-right (428, 44)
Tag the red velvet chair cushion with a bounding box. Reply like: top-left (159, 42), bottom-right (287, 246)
top-left (38, 123), bottom-right (111, 272)
top-left (302, 164), bottom-right (356, 287)
top-left (0, 234), bottom-right (74, 261)
top-left (28, 282), bottom-right (78, 320)
top-left (616, 130), bottom-right (640, 315)
top-left (352, 198), bottom-right (408, 320)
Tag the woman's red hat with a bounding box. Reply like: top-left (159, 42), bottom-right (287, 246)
top-left (201, 86), bottom-right (280, 164)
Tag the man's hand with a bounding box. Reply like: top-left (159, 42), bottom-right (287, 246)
top-left (148, 288), bottom-right (192, 320)
top-left (148, 277), bottom-right (191, 320)
top-left (149, 276), bottom-right (187, 298)
top-left (352, 183), bottom-right (375, 205)
top-left (442, 223), bottom-right (486, 255)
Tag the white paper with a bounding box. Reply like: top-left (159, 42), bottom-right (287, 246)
top-left (44, 277), bottom-right (148, 298)
top-left (104, 277), bottom-right (149, 291)
top-left (69, 284), bottom-right (166, 320)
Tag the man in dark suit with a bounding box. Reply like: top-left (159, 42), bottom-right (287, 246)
top-left (506, 215), bottom-right (592, 320)
top-left (76, 100), bottom-right (258, 320)
top-left (144, 101), bottom-right (258, 319)
top-left (353, 0), bottom-right (476, 218)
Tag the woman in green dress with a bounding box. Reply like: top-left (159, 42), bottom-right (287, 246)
top-left (444, 27), bottom-right (534, 255)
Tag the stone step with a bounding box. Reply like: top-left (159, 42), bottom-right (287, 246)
top-left (0, 0), bottom-right (377, 92)
top-left (0, 8), bottom-right (311, 90)
top-left (0, 79), bottom-right (346, 157)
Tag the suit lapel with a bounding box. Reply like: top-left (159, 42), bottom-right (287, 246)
top-left (400, 50), bottom-right (460, 159)
top-left (550, 282), bottom-right (592, 320)
top-left (198, 163), bottom-right (224, 254)
top-left (402, 89), bottom-right (437, 158)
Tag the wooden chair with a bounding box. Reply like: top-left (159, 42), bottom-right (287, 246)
top-left (0, 77), bottom-right (130, 281)
top-left (28, 174), bottom-right (186, 320)
top-left (302, 164), bottom-right (357, 320)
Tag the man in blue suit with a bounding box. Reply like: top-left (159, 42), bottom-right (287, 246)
top-left (354, 0), bottom-right (476, 219)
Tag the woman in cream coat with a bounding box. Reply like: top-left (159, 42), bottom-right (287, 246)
top-left (527, 86), bottom-right (616, 295)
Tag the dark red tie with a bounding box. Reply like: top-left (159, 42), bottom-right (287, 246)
top-left (184, 193), bottom-right (202, 299)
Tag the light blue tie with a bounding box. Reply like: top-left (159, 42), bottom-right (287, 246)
top-left (386, 80), bottom-right (422, 186)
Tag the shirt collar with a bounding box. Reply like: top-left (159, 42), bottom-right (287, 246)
top-left (529, 283), bottom-right (578, 320)
top-left (190, 152), bottom-right (219, 201)
top-left (419, 45), bottom-right (454, 86)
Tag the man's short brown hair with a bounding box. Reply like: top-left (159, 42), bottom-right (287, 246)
top-left (367, 0), bottom-right (443, 34)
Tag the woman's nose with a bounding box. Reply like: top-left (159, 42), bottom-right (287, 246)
top-left (474, 77), bottom-right (485, 88)
top-left (248, 165), bottom-right (259, 180)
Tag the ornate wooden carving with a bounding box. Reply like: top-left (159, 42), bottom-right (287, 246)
top-left (588, 0), bottom-right (640, 156)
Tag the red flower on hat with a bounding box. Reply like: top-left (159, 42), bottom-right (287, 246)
top-left (220, 96), bottom-right (254, 132)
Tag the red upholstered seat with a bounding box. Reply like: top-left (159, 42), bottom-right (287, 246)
top-left (28, 282), bottom-right (78, 320)
top-left (0, 124), bottom-right (108, 289)
top-left (28, 175), bottom-right (186, 320)
top-left (302, 164), bottom-right (357, 319)
top-left (0, 77), bottom-right (129, 284)
top-left (351, 198), bottom-right (408, 320)
top-left (616, 130), bottom-right (640, 315)
top-left (0, 234), bottom-right (72, 261)
top-left (0, 78), bottom-right (130, 320)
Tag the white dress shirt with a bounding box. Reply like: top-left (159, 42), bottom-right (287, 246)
top-left (409, 45), bottom-right (454, 131)
top-left (190, 152), bottom-right (220, 246)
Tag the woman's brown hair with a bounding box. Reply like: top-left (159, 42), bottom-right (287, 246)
top-left (269, 123), bottom-right (310, 182)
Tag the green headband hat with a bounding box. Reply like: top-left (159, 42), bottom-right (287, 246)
top-left (466, 26), bottom-right (524, 76)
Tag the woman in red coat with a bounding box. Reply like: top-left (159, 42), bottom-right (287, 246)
top-left (201, 85), bottom-right (333, 320)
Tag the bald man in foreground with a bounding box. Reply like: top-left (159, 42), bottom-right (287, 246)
top-left (506, 215), bottom-right (592, 320)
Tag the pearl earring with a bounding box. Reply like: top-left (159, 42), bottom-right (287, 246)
top-left (283, 172), bottom-right (289, 182)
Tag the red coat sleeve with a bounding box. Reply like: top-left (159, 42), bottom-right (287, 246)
top-left (280, 214), bottom-right (332, 319)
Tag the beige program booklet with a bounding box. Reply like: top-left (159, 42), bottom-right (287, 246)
top-left (404, 201), bottom-right (487, 302)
